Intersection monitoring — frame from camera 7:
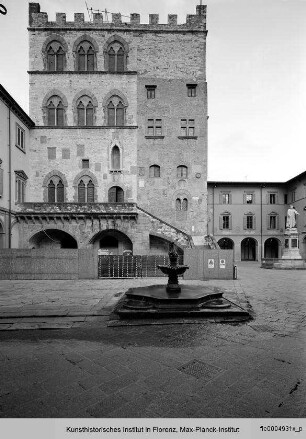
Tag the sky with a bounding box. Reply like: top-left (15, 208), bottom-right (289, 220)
top-left (0, 0), bottom-right (306, 182)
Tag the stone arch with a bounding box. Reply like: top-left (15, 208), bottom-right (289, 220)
top-left (42, 34), bottom-right (68, 71)
top-left (241, 237), bottom-right (257, 261)
top-left (72, 34), bottom-right (99, 70)
top-left (72, 89), bottom-right (98, 126)
top-left (42, 170), bottom-right (68, 202)
top-left (89, 228), bottom-right (133, 254)
top-left (42, 89), bottom-right (68, 126)
top-left (103, 34), bottom-right (129, 71)
top-left (102, 89), bottom-right (129, 109)
top-left (29, 228), bottom-right (78, 249)
top-left (218, 237), bottom-right (234, 250)
top-left (264, 237), bottom-right (281, 259)
top-left (73, 170), bottom-right (98, 202)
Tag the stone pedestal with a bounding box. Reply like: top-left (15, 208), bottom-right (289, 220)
top-left (282, 228), bottom-right (302, 259)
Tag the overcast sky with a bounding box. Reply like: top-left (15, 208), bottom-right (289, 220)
top-left (1, 0), bottom-right (306, 182)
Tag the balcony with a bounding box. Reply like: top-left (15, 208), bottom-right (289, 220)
top-left (15, 202), bottom-right (138, 220)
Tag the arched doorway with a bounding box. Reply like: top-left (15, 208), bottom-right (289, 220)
top-left (241, 238), bottom-right (257, 261)
top-left (108, 186), bottom-right (124, 202)
top-left (29, 229), bottom-right (78, 249)
top-left (95, 229), bottom-right (132, 255)
top-left (218, 237), bottom-right (234, 250)
top-left (264, 238), bottom-right (280, 258)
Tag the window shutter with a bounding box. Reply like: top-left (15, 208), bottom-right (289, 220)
top-left (108, 186), bottom-right (116, 203)
top-left (47, 47), bottom-right (55, 71)
top-left (229, 194), bottom-right (232, 204)
top-left (108, 102), bottom-right (115, 126)
top-left (253, 216), bottom-right (256, 230)
top-left (108, 47), bottom-right (115, 72)
top-left (56, 47), bottom-right (64, 71)
top-left (116, 102), bottom-right (124, 126)
top-left (117, 47), bottom-right (124, 72)
top-left (276, 193), bottom-right (279, 204)
top-left (57, 102), bottom-right (64, 126)
top-left (267, 215), bottom-right (270, 230)
top-left (219, 193), bottom-right (222, 204)
top-left (86, 103), bottom-right (94, 126)
top-left (117, 187), bottom-right (124, 203)
top-left (229, 215), bottom-right (232, 230)
top-left (276, 214), bottom-right (279, 230)
top-left (78, 47), bottom-right (85, 71)
top-left (219, 216), bottom-right (223, 230)
top-left (87, 47), bottom-right (94, 71)
top-left (243, 215), bottom-right (247, 230)
top-left (57, 180), bottom-right (64, 202)
top-left (78, 181), bottom-right (86, 202)
top-left (0, 168), bottom-right (3, 197)
top-left (87, 181), bottom-right (94, 203)
top-left (48, 181), bottom-right (55, 202)
top-left (243, 193), bottom-right (246, 204)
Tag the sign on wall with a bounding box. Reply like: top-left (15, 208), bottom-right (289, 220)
top-left (220, 259), bottom-right (226, 269)
top-left (208, 259), bottom-right (215, 269)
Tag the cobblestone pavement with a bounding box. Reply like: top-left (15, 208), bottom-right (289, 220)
top-left (0, 262), bottom-right (305, 418)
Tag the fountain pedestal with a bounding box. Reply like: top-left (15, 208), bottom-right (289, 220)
top-left (115, 243), bottom-right (251, 321)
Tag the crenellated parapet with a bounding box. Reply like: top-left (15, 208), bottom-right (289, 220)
top-left (28, 3), bottom-right (206, 30)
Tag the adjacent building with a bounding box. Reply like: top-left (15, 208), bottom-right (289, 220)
top-left (207, 174), bottom-right (306, 261)
top-left (0, 85), bottom-right (34, 248)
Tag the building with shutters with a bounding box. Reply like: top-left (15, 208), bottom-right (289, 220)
top-left (207, 175), bottom-right (306, 261)
top-left (0, 85), bottom-right (35, 249)
top-left (13, 2), bottom-right (208, 254)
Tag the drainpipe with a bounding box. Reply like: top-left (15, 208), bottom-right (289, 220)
top-left (8, 105), bottom-right (12, 249)
top-left (212, 184), bottom-right (215, 235)
top-left (260, 185), bottom-right (263, 260)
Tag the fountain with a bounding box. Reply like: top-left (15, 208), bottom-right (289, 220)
top-left (115, 242), bottom-right (250, 321)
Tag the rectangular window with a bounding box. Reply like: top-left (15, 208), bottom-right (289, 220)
top-left (246, 194), bottom-right (253, 204)
top-left (180, 119), bottom-right (195, 137)
top-left (147, 118), bottom-right (163, 136)
top-left (246, 215), bottom-right (253, 229)
top-left (222, 215), bottom-right (230, 229)
top-left (146, 85), bottom-right (156, 99)
top-left (222, 193), bottom-right (230, 204)
top-left (82, 159), bottom-right (89, 169)
top-left (284, 194), bottom-right (288, 204)
top-left (269, 193), bottom-right (276, 204)
top-left (187, 84), bottom-right (197, 97)
top-left (291, 191), bottom-right (296, 202)
top-left (15, 178), bottom-right (26, 203)
top-left (269, 215), bottom-right (276, 229)
top-left (16, 124), bottom-right (25, 151)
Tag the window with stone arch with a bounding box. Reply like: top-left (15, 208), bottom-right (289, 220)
top-left (176, 197), bottom-right (188, 211)
top-left (76, 96), bottom-right (94, 126)
top-left (76, 41), bottom-right (95, 71)
top-left (107, 41), bottom-right (126, 73)
top-left (149, 165), bottom-right (160, 178)
top-left (46, 41), bottom-right (65, 71)
top-left (46, 96), bottom-right (65, 126)
top-left (77, 177), bottom-right (95, 203)
top-left (177, 165), bottom-right (188, 179)
top-left (111, 145), bottom-right (121, 170)
top-left (47, 176), bottom-right (65, 202)
top-left (107, 96), bottom-right (125, 126)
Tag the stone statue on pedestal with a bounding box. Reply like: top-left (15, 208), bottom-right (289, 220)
top-left (286, 205), bottom-right (299, 229)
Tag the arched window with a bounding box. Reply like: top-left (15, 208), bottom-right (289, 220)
top-left (47, 178), bottom-right (65, 202)
top-left (107, 96), bottom-right (125, 126)
top-left (76, 41), bottom-right (96, 71)
top-left (111, 146), bottom-right (121, 170)
top-left (78, 179), bottom-right (95, 202)
top-left (149, 165), bottom-right (160, 178)
top-left (46, 41), bottom-right (65, 71)
top-left (177, 165), bottom-right (188, 179)
top-left (107, 42), bottom-right (126, 72)
top-left (176, 197), bottom-right (188, 211)
top-left (108, 186), bottom-right (124, 203)
top-left (76, 97), bottom-right (95, 126)
top-left (46, 96), bottom-right (65, 126)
